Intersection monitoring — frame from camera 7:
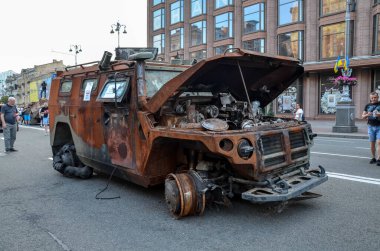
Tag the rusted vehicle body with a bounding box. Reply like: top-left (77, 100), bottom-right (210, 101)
top-left (49, 48), bottom-right (327, 217)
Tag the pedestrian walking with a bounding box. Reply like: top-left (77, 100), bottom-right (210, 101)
top-left (40, 102), bottom-right (49, 135)
top-left (362, 92), bottom-right (380, 165)
top-left (39, 107), bottom-right (43, 127)
top-left (0, 97), bottom-right (19, 153)
top-left (294, 103), bottom-right (304, 121)
top-left (23, 105), bottom-right (32, 126)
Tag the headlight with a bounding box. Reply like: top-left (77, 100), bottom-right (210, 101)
top-left (237, 139), bottom-right (254, 159)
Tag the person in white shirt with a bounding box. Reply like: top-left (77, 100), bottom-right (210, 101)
top-left (294, 103), bottom-right (304, 121)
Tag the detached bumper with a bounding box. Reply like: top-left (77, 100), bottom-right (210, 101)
top-left (241, 168), bottom-right (328, 203)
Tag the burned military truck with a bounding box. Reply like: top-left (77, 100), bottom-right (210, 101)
top-left (49, 48), bottom-right (327, 218)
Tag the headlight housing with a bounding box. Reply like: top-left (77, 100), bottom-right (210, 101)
top-left (237, 139), bottom-right (254, 159)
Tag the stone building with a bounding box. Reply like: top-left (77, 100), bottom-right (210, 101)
top-left (4, 60), bottom-right (64, 105)
top-left (147, 0), bottom-right (380, 119)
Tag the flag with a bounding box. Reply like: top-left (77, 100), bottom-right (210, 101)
top-left (344, 55), bottom-right (350, 71)
top-left (334, 56), bottom-right (341, 73)
top-left (337, 57), bottom-right (343, 67)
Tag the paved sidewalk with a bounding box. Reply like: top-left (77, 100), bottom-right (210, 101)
top-left (308, 119), bottom-right (368, 139)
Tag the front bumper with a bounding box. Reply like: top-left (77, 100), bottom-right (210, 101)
top-left (241, 167), bottom-right (328, 203)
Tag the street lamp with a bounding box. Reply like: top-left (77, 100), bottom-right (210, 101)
top-left (110, 21), bottom-right (127, 48)
top-left (69, 44), bottom-right (82, 65)
top-left (332, 0), bottom-right (357, 133)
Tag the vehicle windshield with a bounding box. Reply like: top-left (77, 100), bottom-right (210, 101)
top-left (145, 70), bottom-right (182, 97)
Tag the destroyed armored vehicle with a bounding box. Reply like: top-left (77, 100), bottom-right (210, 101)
top-left (49, 48), bottom-right (327, 217)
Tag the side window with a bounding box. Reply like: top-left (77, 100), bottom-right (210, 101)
top-left (97, 77), bottom-right (130, 102)
top-left (81, 79), bottom-right (99, 93)
top-left (145, 70), bottom-right (182, 97)
top-left (60, 80), bottom-right (72, 93)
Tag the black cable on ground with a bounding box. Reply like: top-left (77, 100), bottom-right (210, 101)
top-left (95, 166), bottom-right (121, 200)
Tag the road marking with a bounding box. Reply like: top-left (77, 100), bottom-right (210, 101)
top-left (19, 125), bottom-right (45, 131)
top-left (315, 139), bottom-right (352, 143)
top-left (48, 157), bottom-right (53, 160)
top-left (311, 152), bottom-right (368, 159)
top-left (48, 232), bottom-right (71, 251)
top-left (1, 137), bottom-right (3, 140)
top-left (327, 172), bottom-right (380, 185)
top-left (315, 138), bottom-right (367, 143)
top-left (355, 147), bottom-right (370, 150)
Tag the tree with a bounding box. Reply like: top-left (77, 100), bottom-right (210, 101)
top-left (0, 95), bottom-right (9, 104)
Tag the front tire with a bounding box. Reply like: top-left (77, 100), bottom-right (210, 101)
top-left (53, 143), bottom-right (93, 179)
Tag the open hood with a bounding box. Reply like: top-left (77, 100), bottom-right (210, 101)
top-left (145, 49), bottom-right (304, 114)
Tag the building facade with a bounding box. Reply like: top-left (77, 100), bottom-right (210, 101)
top-left (147, 0), bottom-right (380, 119)
top-left (3, 60), bottom-right (64, 105)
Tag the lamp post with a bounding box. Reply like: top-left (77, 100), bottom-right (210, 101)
top-left (69, 44), bottom-right (82, 65)
top-left (110, 21), bottom-right (127, 48)
top-left (332, 0), bottom-right (357, 133)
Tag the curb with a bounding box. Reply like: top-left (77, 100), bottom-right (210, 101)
top-left (315, 133), bottom-right (368, 140)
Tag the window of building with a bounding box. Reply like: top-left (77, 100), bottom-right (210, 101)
top-left (170, 28), bottom-right (184, 51)
top-left (214, 44), bottom-right (233, 55)
top-left (243, 38), bottom-right (265, 53)
top-left (243, 3), bottom-right (265, 34)
top-left (374, 69), bottom-right (380, 94)
top-left (215, 12), bottom-right (233, 40)
top-left (276, 80), bottom-right (303, 114)
top-left (320, 22), bottom-right (345, 59)
top-left (153, 34), bottom-right (165, 55)
top-left (171, 0), bottom-right (184, 24)
top-left (191, 0), bottom-right (207, 17)
top-left (320, 0), bottom-right (346, 16)
top-left (190, 50), bottom-right (207, 60)
top-left (278, 0), bottom-right (303, 26)
top-left (191, 21), bottom-right (207, 46)
top-left (319, 74), bottom-right (348, 114)
top-left (278, 31), bottom-right (303, 59)
top-left (153, 0), bottom-right (165, 6)
top-left (153, 8), bottom-right (165, 31)
top-left (215, 0), bottom-right (233, 9)
top-left (373, 15), bottom-right (380, 54)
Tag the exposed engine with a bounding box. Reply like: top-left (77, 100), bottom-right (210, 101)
top-left (161, 92), bottom-right (289, 130)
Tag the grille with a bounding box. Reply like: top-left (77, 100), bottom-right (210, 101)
top-left (291, 149), bottom-right (308, 160)
top-left (289, 131), bottom-right (306, 149)
top-left (264, 155), bottom-right (286, 166)
top-left (261, 134), bottom-right (283, 155)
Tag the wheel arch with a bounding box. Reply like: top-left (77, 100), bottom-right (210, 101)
top-left (52, 122), bottom-right (74, 154)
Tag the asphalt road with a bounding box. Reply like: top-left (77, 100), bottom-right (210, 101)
top-left (0, 126), bottom-right (379, 251)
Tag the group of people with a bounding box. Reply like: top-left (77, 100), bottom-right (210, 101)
top-left (1, 97), bottom-right (49, 153)
top-left (291, 93), bottom-right (380, 167)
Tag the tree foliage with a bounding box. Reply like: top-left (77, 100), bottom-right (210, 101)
top-left (0, 95), bottom-right (9, 104)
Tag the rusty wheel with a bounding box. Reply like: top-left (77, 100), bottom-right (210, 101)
top-left (165, 173), bottom-right (205, 218)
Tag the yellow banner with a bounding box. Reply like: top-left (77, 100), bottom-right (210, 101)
top-left (29, 81), bottom-right (39, 102)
